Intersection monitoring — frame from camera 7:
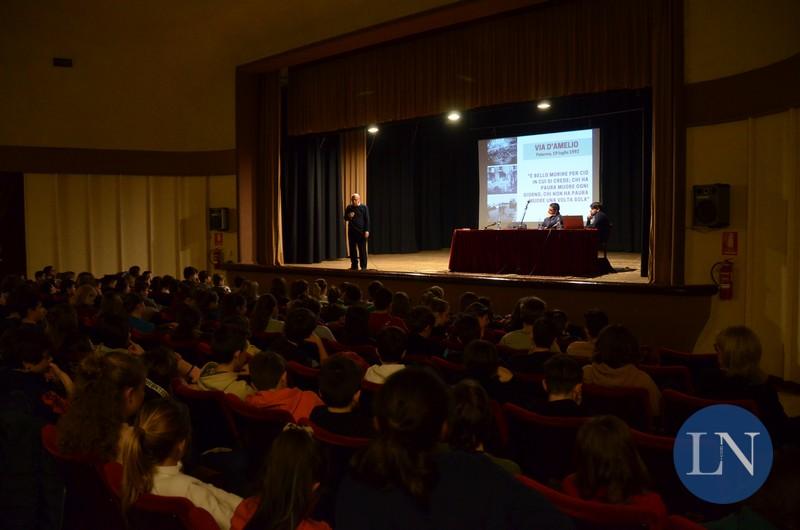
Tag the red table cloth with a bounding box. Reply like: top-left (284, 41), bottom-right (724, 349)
top-left (448, 228), bottom-right (600, 276)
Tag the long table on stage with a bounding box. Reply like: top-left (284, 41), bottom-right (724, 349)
top-left (448, 228), bottom-right (601, 276)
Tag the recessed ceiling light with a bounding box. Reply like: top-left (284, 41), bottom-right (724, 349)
top-left (447, 111), bottom-right (461, 122)
top-left (367, 125), bottom-right (379, 134)
top-left (537, 101), bottom-right (552, 110)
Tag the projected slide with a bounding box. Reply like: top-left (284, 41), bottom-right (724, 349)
top-left (478, 129), bottom-right (600, 228)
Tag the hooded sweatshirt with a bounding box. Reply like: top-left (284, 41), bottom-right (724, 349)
top-left (245, 387), bottom-right (323, 422)
top-left (363, 363), bottom-right (406, 384)
top-left (582, 362), bottom-right (661, 416)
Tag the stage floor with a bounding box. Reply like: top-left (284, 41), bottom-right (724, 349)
top-left (287, 249), bottom-right (648, 284)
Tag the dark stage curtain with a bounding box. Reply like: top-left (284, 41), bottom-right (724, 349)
top-left (367, 91), bottom-right (648, 254)
top-left (281, 135), bottom-right (345, 263)
top-left (367, 120), bottom-right (477, 254)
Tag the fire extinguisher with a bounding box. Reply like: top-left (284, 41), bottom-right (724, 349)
top-left (711, 260), bottom-right (733, 300)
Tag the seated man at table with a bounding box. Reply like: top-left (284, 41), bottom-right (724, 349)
top-left (586, 201), bottom-right (611, 244)
top-left (540, 202), bottom-right (563, 229)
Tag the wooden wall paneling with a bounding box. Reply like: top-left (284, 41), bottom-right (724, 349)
top-left (24, 173), bottom-right (59, 276)
top-left (119, 175), bottom-right (152, 273)
top-left (178, 176), bottom-right (209, 274)
top-left (57, 174), bottom-right (91, 273)
top-left (91, 175), bottom-right (122, 275)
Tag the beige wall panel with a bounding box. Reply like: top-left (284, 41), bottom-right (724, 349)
top-left (24, 173), bottom-right (59, 276)
top-left (90, 175), bottom-right (122, 275)
top-left (119, 175), bottom-right (151, 271)
top-left (56, 174), bottom-right (91, 273)
top-left (685, 0), bottom-right (800, 83)
top-left (149, 177), bottom-right (180, 276)
top-left (178, 176), bottom-right (209, 272)
top-left (208, 174), bottom-right (239, 265)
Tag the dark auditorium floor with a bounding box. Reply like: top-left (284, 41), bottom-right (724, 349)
top-left (288, 250), bottom-right (647, 283)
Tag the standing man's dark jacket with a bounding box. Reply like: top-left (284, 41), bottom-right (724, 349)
top-left (344, 204), bottom-right (370, 234)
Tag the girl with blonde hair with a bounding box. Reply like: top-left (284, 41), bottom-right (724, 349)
top-left (119, 398), bottom-right (241, 530)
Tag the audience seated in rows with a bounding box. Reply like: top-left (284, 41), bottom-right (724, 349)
top-left (310, 354), bottom-right (374, 438)
top-left (367, 287), bottom-right (408, 336)
top-left (336, 368), bottom-right (572, 529)
top-left (246, 350), bottom-right (323, 422)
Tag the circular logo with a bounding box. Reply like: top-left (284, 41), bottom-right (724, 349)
top-left (673, 404), bottom-right (773, 504)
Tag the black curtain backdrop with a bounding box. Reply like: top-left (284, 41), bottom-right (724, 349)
top-left (367, 90), bottom-right (649, 254)
top-left (282, 134), bottom-right (345, 263)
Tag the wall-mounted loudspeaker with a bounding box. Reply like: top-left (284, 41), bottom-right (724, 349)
top-left (692, 184), bottom-right (730, 228)
top-left (209, 208), bottom-right (229, 231)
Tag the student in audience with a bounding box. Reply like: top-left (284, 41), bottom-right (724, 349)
top-left (364, 327), bottom-right (407, 384)
top-left (315, 278), bottom-right (328, 304)
top-left (290, 280), bottom-right (309, 300)
top-left (195, 289), bottom-right (220, 323)
top-left (310, 354), bottom-right (374, 437)
top-left (505, 318), bottom-right (558, 373)
top-left (280, 307), bottom-right (329, 367)
top-left (530, 354), bottom-right (587, 417)
top-left (366, 281), bottom-right (383, 308)
top-left (220, 293), bottom-right (248, 320)
top-left (198, 269), bottom-right (211, 286)
top-left (428, 297), bottom-right (450, 339)
top-left (95, 313), bottom-right (141, 355)
top-left (198, 326), bottom-right (254, 399)
top-left (133, 276), bottom-right (159, 309)
top-left (246, 351), bottom-right (323, 422)
top-left (405, 305), bottom-right (444, 357)
top-left (171, 303), bottom-right (206, 342)
top-left (142, 346), bottom-right (178, 400)
top-left (44, 303), bottom-right (82, 359)
top-left (445, 314), bottom-right (481, 360)
top-left (367, 287), bottom-right (408, 336)
top-left (57, 351), bottom-right (146, 460)
top-left (336, 368), bottom-right (571, 529)
top-left (10, 285), bottom-right (47, 331)
top-left (563, 415), bottom-right (666, 518)
top-left (464, 302), bottom-right (492, 341)
top-left (390, 291), bottom-right (411, 325)
top-left (250, 293), bottom-right (283, 335)
top-left (462, 339), bottom-right (520, 404)
top-left (341, 283), bottom-right (362, 307)
top-left (125, 293), bottom-right (156, 334)
top-left (183, 266), bottom-right (200, 285)
top-left (73, 283), bottom-right (100, 321)
top-left (238, 280), bottom-right (260, 312)
top-left (0, 327), bottom-right (73, 422)
top-left (582, 325), bottom-right (661, 416)
top-left (319, 286), bottom-right (346, 323)
top-left (231, 426), bottom-right (330, 530)
top-left (449, 379), bottom-right (520, 475)
top-left (499, 297), bottom-right (543, 350)
top-left (119, 398), bottom-right (241, 530)
top-left (458, 291), bottom-right (479, 313)
top-left (705, 325), bottom-right (796, 445)
top-left (269, 277), bottom-right (290, 309)
top-left (289, 297), bottom-right (336, 342)
top-left (340, 305), bottom-right (373, 347)
top-left (566, 309), bottom-right (609, 358)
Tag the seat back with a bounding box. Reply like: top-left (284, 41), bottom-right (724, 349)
top-left (286, 361), bottom-right (320, 391)
top-left (657, 349), bottom-right (719, 391)
top-left (131, 328), bottom-right (161, 349)
top-left (517, 475), bottom-right (663, 530)
top-left (222, 394), bottom-right (293, 475)
top-left (639, 364), bottom-right (693, 393)
top-left (661, 389), bottom-right (759, 435)
top-left (171, 381), bottom-right (238, 453)
top-left (582, 384), bottom-right (652, 432)
top-left (305, 421), bottom-right (370, 525)
top-left (40, 424), bottom-right (125, 530)
top-left (102, 462), bottom-right (221, 530)
top-left (430, 356), bottom-right (466, 383)
top-left (502, 403), bottom-right (587, 485)
top-left (250, 331), bottom-right (284, 351)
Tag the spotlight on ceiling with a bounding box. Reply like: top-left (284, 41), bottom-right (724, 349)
top-left (367, 125), bottom-right (379, 134)
top-left (537, 100), bottom-right (552, 110)
top-left (447, 111), bottom-right (461, 122)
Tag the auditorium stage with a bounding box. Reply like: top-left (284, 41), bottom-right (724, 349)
top-left (286, 249), bottom-right (647, 284)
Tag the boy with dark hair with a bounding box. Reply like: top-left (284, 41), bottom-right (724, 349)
top-left (367, 287), bottom-right (407, 336)
top-left (499, 297), bottom-right (546, 350)
top-left (183, 266), bottom-right (199, 284)
top-left (281, 307), bottom-right (329, 367)
top-left (446, 314), bottom-right (481, 361)
top-left (406, 305), bottom-right (444, 357)
top-left (310, 354), bottom-right (374, 437)
top-left (197, 325), bottom-right (254, 399)
top-left (364, 326), bottom-right (407, 384)
top-left (567, 308), bottom-right (609, 358)
top-left (506, 318), bottom-right (558, 374)
top-left (531, 354), bottom-right (586, 417)
top-left (95, 313), bottom-right (134, 353)
top-left (124, 293), bottom-right (156, 334)
top-left (245, 351), bottom-right (322, 422)
top-left (341, 283), bottom-right (362, 306)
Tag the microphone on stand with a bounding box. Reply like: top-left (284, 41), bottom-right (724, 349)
top-left (483, 221), bottom-right (498, 230)
top-left (517, 199), bottom-right (532, 229)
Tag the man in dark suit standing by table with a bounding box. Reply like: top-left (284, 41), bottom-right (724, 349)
top-left (344, 193), bottom-right (370, 270)
top-left (586, 201), bottom-right (610, 244)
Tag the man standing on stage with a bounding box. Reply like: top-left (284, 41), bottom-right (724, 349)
top-left (344, 193), bottom-right (370, 270)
